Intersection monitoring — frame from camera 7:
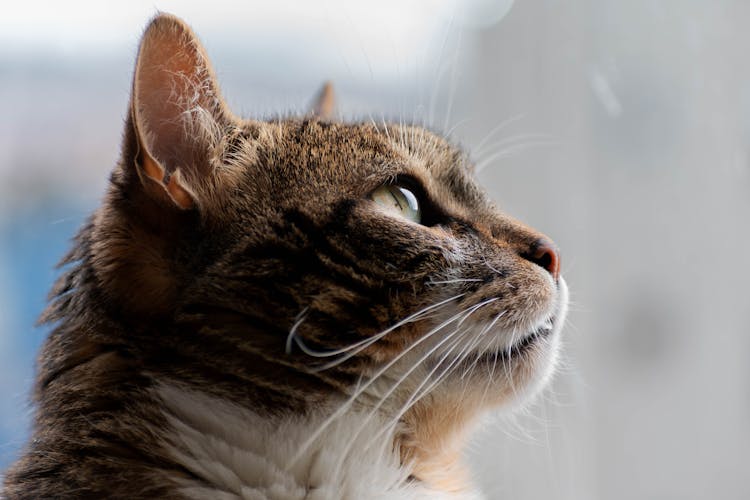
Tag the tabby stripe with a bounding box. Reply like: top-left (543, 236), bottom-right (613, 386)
top-left (152, 327), bottom-right (352, 400)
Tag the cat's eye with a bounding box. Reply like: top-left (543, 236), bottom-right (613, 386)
top-left (369, 184), bottom-right (421, 224)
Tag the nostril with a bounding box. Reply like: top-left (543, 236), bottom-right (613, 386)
top-left (523, 238), bottom-right (560, 281)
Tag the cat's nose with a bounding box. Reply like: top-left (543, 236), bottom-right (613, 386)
top-left (522, 238), bottom-right (560, 281)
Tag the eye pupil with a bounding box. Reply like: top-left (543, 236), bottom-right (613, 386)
top-left (370, 184), bottom-right (422, 224)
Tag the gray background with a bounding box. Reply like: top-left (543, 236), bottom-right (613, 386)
top-left (1, 1), bottom-right (748, 498)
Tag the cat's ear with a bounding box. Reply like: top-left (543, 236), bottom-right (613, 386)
top-left (130, 13), bottom-right (232, 210)
top-left (310, 81), bottom-right (336, 121)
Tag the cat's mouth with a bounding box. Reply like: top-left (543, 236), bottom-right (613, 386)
top-left (459, 277), bottom-right (568, 365)
top-left (490, 314), bottom-right (556, 361)
top-left (439, 316), bottom-right (556, 377)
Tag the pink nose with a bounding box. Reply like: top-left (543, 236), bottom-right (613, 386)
top-left (525, 238), bottom-right (560, 281)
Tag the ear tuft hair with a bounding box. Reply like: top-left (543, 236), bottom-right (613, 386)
top-left (130, 13), bottom-right (233, 210)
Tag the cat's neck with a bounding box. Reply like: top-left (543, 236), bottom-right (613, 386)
top-left (155, 383), bottom-right (484, 500)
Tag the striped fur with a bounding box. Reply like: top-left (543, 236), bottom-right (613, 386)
top-left (2, 13), bottom-right (568, 499)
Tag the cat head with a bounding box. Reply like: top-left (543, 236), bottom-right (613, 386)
top-left (80, 13), bottom-right (566, 439)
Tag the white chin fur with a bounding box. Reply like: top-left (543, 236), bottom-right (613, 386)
top-left (418, 277), bottom-right (568, 407)
top-left (155, 384), bottom-right (483, 500)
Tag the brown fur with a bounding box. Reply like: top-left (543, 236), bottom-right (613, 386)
top-left (3, 14), bottom-right (563, 498)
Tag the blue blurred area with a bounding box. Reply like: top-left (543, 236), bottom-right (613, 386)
top-left (0, 204), bottom-right (85, 469)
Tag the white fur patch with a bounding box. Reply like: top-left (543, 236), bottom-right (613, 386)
top-left (156, 384), bottom-right (484, 500)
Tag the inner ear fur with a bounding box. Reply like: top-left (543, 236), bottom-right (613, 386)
top-left (130, 13), bottom-right (234, 210)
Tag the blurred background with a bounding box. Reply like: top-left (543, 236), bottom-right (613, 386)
top-left (1, 0), bottom-right (749, 498)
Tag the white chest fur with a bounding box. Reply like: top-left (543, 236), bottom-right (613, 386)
top-left (155, 384), bottom-right (483, 500)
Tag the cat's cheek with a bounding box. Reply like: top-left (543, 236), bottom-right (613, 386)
top-left (89, 208), bottom-right (179, 316)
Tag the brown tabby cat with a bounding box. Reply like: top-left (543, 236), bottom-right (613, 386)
top-left (2, 14), bottom-right (567, 500)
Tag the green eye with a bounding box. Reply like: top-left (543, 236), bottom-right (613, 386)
top-left (369, 184), bottom-right (421, 224)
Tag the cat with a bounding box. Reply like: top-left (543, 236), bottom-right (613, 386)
top-left (2, 13), bottom-right (568, 500)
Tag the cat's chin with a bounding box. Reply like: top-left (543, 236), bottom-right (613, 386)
top-left (392, 283), bottom-right (567, 492)
top-left (424, 278), bottom-right (568, 407)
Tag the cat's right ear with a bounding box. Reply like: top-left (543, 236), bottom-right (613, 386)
top-left (127, 13), bottom-right (234, 210)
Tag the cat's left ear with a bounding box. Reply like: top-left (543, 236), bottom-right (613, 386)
top-left (130, 13), bottom-right (234, 210)
top-left (310, 81), bottom-right (336, 121)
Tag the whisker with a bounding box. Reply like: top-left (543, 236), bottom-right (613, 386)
top-left (503, 325), bottom-right (522, 398)
top-left (474, 132), bottom-right (554, 158)
top-left (335, 323), bottom-right (472, 472)
top-left (442, 117), bottom-right (471, 141)
top-left (428, 15), bottom-right (456, 128)
top-left (483, 258), bottom-right (504, 276)
top-left (442, 29), bottom-right (463, 135)
top-left (362, 328), bottom-right (473, 451)
top-left (289, 293), bottom-right (464, 362)
top-left (304, 293), bottom-right (466, 370)
top-left (284, 307), bottom-right (308, 355)
top-left (426, 278), bottom-right (484, 285)
top-left (348, 298), bottom-right (499, 455)
top-left (368, 309), bottom-right (503, 452)
top-left (288, 298), bottom-right (478, 467)
top-left (458, 313), bottom-right (505, 382)
top-left (475, 140), bottom-right (561, 173)
top-left (473, 114), bottom-right (526, 153)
